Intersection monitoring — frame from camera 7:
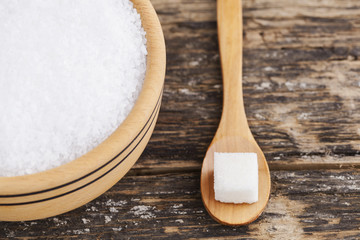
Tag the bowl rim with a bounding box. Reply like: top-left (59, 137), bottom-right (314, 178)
top-left (0, 0), bottom-right (166, 196)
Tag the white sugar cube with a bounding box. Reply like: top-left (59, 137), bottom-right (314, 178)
top-left (214, 152), bottom-right (258, 204)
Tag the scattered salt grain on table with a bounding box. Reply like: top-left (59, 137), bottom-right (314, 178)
top-left (0, 0), bottom-right (147, 177)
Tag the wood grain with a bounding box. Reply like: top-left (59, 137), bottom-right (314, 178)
top-left (0, 0), bottom-right (359, 238)
top-left (1, 170), bottom-right (359, 239)
top-left (133, 0), bottom-right (360, 171)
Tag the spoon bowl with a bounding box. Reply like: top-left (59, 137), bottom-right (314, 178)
top-left (200, 0), bottom-right (271, 225)
top-left (201, 136), bottom-right (270, 225)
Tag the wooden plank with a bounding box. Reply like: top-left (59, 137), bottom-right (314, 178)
top-left (133, 0), bottom-right (360, 171)
top-left (1, 0), bottom-right (359, 238)
top-left (1, 170), bottom-right (359, 239)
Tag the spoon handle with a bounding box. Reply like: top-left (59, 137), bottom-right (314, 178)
top-left (216, 0), bottom-right (250, 139)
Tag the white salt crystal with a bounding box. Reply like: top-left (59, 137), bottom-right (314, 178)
top-left (214, 152), bottom-right (258, 204)
top-left (0, 0), bottom-right (147, 177)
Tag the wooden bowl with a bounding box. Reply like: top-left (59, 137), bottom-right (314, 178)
top-left (0, 0), bottom-right (165, 221)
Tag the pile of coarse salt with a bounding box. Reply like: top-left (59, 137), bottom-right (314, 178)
top-left (0, 0), bottom-right (147, 177)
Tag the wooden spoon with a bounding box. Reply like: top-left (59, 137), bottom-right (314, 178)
top-left (200, 0), bottom-right (271, 226)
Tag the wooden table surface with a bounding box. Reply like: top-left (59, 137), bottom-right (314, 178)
top-left (1, 0), bottom-right (360, 239)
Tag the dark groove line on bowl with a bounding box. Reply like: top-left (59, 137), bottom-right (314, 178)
top-left (0, 87), bottom-right (163, 198)
top-left (0, 97), bottom-right (161, 206)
